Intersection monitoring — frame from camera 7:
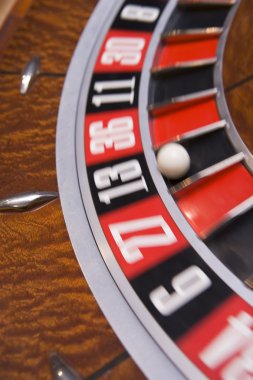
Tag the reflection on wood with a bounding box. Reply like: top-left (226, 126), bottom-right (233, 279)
top-left (0, 0), bottom-right (32, 53)
top-left (0, 0), bottom-right (97, 74)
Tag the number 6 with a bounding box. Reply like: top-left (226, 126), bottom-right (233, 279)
top-left (150, 266), bottom-right (211, 316)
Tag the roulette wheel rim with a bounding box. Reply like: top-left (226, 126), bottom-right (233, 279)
top-left (56, 1), bottom-right (253, 379)
top-left (56, 1), bottom-right (179, 379)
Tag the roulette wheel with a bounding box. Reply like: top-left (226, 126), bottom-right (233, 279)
top-left (56, 0), bottom-right (253, 378)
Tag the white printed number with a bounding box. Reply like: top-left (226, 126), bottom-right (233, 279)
top-left (101, 37), bottom-right (145, 66)
top-left (121, 5), bottom-right (160, 23)
top-left (150, 266), bottom-right (211, 316)
top-left (89, 116), bottom-right (135, 154)
top-left (109, 216), bottom-right (177, 264)
top-left (200, 311), bottom-right (253, 380)
top-left (92, 77), bottom-right (135, 108)
top-left (222, 343), bottom-right (253, 380)
top-left (94, 160), bottom-right (148, 205)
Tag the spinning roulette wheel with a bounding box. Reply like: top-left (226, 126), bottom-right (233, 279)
top-left (57, 0), bottom-right (253, 379)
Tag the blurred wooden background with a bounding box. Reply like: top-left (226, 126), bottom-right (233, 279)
top-left (0, 1), bottom-right (145, 379)
top-left (0, 0), bottom-right (33, 53)
top-left (223, 0), bottom-right (253, 154)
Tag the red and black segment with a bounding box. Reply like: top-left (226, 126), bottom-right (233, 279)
top-left (151, 96), bottom-right (221, 146)
top-left (176, 164), bottom-right (253, 237)
top-left (85, 109), bottom-right (143, 166)
top-left (95, 30), bottom-right (152, 73)
top-left (86, 73), bottom-right (141, 114)
top-left (131, 246), bottom-right (232, 341)
top-left (150, 63), bottom-right (215, 104)
top-left (148, 0), bottom-right (253, 287)
top-left (178, 295), bottom-right (253, 379)
top-left (81, 0), bottom-right (253, 379)
top-left (86, 153), bottom-right (157, 215)
top-left (99, 195), bottom-right (188, 279)
top-left (207, 209), bottom-right (253, 284)
top-left (162, 128), bottom-right (236, 188)
top-left (166, 2), bottom-right (231, 31)
top-left (155, 32), bottom-right (219, 68)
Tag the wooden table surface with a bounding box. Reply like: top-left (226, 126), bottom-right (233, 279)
top-left (223, 0), bottom-right (253, 155)
top-left (0, 1), bottom-right (145, 379)
top-left (0, 0), bottom-right (33, 53)
top-left (0, 0), bottom-right (252, 379)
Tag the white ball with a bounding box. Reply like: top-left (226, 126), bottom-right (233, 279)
top-left (157, 143), bottom-right (190, 180)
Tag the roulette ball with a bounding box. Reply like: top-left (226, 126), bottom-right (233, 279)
top-left (57, 0), bottom-right (253, 378)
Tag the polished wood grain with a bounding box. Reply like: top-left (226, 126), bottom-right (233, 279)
top-left (0, 74), bottom-right (59, 198)
top-left (223, 0), bottom-right (253, 154)
top-left (0, 0), bottom-right (97, 74)
top-left (0, 201), bottom-right (124, 380)
top-left (0, 0), bottom-right (145, 379)
top-left (223, 0), bottom-right (253, 89)
top-left (225, 80), bottom-right (253, 154)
